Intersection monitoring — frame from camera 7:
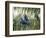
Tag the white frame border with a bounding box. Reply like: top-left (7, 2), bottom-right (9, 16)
top-left (9, 3), bottom-right (44, 35)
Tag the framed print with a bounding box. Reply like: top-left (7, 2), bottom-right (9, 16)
top-left (5, 1), bottom-right (45, 37)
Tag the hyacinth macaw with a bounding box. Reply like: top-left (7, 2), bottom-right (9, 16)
top-left (20, 15), bottom-right (30, 24)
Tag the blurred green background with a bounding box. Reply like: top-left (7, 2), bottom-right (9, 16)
top-left (13, 7), bottom-right (40, 31)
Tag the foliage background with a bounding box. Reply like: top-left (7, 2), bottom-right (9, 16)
top-left (13, 7), bottom-right (40, 31)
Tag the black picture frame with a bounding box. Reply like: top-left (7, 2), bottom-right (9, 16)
top-left (5, 1), bottom-right (45, 37)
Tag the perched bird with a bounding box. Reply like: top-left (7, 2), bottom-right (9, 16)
top-left (20, 15), bottom-right (29, 24)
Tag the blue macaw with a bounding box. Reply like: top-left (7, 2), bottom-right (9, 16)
top-left (20, 15), bottom-right (30, 24)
